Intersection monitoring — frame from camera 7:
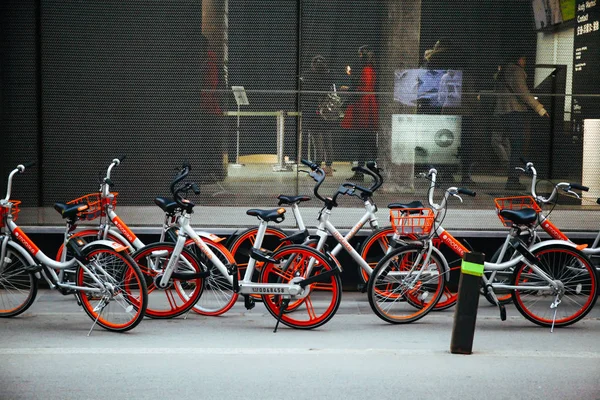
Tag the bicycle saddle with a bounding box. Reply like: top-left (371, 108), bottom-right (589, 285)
top-left (246, 208), bottom-right (286, 223)
top-left (277, 195), bottom-right (311, 205)
top-left (499, 208), bottom-right (538, 225)
top-left (53, 202), bottom-right (89, 219)
top-left (154, 197), bottom-right (179, 215)
top-left (387, 201), bottom-right (424, 209)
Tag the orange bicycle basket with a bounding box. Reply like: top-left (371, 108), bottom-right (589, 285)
top-left (494, 196), bottom-right (541, 227)
top-left (390, 208), bottom-right (435, 236)
top-left (0, 200), bottom-right (21, 228)
top-left (66, 193), bottom-right (118, 221)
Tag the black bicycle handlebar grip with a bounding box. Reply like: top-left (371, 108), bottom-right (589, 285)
top-left (366, 161), bottom-right (378, 172)
top-left (458, 188), bottom-right (476, 197)
top-left (352, 165), bottom-right (378, 180)
top-left (520, 157), bottom-right (530, 165)
top-left (301, 159), bottom-right (318, 170)
top-left (22, 161), bottom-right (36, 168)
top-left (170, 164), bottom-right (190, 194)
top-left (191, 183), bottom-right (201, 195)
top-left (117, 155), bottom-right (127, 162)
top-left (570, 183), bottom-right (589, 192)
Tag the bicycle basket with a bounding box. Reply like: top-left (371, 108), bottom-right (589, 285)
top-left (66, 193), bottom-right (118, 221)
top-left (0, 200), bottom-right (21, 228)
top-left (493, 196), bottom-right (541, 227)
top-left (390, 208), bottom-right (435, 236)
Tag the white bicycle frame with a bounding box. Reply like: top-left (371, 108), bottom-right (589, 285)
top-left (165, 211), bottom-right (307, 298)
top-left (524, 163), bottom-right (600, 259)
top-left (312, 205), bottom-right (376, 276)
top-left (414, 168), bottom-right (581, 299)
top-left (73, 158), bottom-right (222, 254)
top-left (286, 195), bottom-right (381, 273)
top-left (1, 165), bottom-right (122, 295)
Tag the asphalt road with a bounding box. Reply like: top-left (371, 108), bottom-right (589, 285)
top-left (1, 291), bottom-right (599, 400)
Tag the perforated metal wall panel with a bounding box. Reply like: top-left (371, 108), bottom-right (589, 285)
top-left (0, 0), bottom-right (39, 207)
top-left (2, 0), bottom-right (599, 229)
top-left (40, 0), bottom-right (214, 206)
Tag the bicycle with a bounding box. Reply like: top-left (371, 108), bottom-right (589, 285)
top-left (0, 162), bottom-right (148, 333)
top-left (228, 161), bottom-right (384, 290)
top-left (300, 159), bottom-right (447, 323)
top-left (510, 160), bottom-right (600, 267)
top-left (229, 161), bottom-right (462, 310)
top-left (55, 157), bottom-right (236, 317)
top-left (136, 162), bottom-right (342, 331)
top-left (368, 167), bottom-right (598, 329)
top-left (483, 160), bottom-right (598, 306)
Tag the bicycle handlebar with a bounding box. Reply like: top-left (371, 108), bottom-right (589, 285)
top-left (352, 161), bottom-right (383, 193)
top-left (301, 159), bottom-right (328, 204)
top-left (2, 162), bottom-right (35, 202)
top-left (423, 167), bottom-right (475, 212)
top-left (170, 163), bottom-right (191, 197)
top-left (169, 162), bottom-right (200, 210)
top-left (21, 161), bottom-right (36, 170)
top-left (518, 160), bottom-right (588, 204)
top-left (458, 188), bottom-right (476, 197)
top-left (103, 157), bottom-right (127, 196)
top-left (569, 183), bottom-right (589, 192)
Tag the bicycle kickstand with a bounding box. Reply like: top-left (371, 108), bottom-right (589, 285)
top-left (485, 284), bottom-right (506, 321)
top-left (273, 298), bottom-right (290, 333)
top-left (87, 299), bottom-right (108, 337)
top-left (550, 295), bottom-right (561, 333)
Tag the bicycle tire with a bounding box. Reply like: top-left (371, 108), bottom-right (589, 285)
top-left (164, 228), bottom-right (239, 316)
top-left (259, 245), bottom-right (342, 330)
top-left (76, 244), bottom-right (147, 332)
top-left (0, 247), bottom-right (38, 318)
top-left (367, 244), bottom-right (446, 324)
top-left (190, 238), bottom-right (239, 316)
top-left (511, 244), bottom-right (598, 328)
top-left (482, 245), bottom-right (516, 306)
top-left (229, 226), bottom-right (292, 280)
top-left (131, 242), bottom-right (204, 319)
top-left (280, 238), bottom-right (340, 313)
top-left (359, 227), bottom-right (395, 284)
top-left (361, 229), bottom-right (457, 310)
top-left (55, 229), bottom-right (126, 262)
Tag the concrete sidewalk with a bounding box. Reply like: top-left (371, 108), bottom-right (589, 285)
top-left (1, 290), bottom-right (599, 400)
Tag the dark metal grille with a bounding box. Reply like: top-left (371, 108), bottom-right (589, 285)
top-left (1, 0), bottom-right (598, 230)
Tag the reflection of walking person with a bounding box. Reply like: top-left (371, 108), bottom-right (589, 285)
top-left (494, 54), bottom-right (549, 190)
top-left (341, 45), bottom-right (378, 180)
top-left (303, 55), bottom-right (336, 176)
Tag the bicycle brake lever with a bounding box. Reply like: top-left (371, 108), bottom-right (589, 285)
top-left (449, 191), bottom-right (464, 203)
top-left (563, 189), bottom-right (581, 199)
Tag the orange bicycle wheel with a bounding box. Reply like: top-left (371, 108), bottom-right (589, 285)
top-left (368, 245), bottom-right (445, 324)
top-left (260, 245), bottom-right (342, 330)
top-left (132, 242), bottom-right (203, 319)
top-left (77, 245), bottom-right (147, 332)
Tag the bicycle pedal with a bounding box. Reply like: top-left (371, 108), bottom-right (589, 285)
top-left (284, 229), bottom-right (309, 244)
top-left (24, 264), bottom-right (42, 273)
top-left (499, 304), bottom-right (506, 321)
top-left (250, 248), bottom-right (275, 263)
top-left (244, 295), bottom-right (255, 310)
top-left (58, 287), bottom-right (77, 296)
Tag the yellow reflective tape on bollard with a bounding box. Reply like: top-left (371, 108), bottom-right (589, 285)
top-left (461, 261), bottom-right (484, 277)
